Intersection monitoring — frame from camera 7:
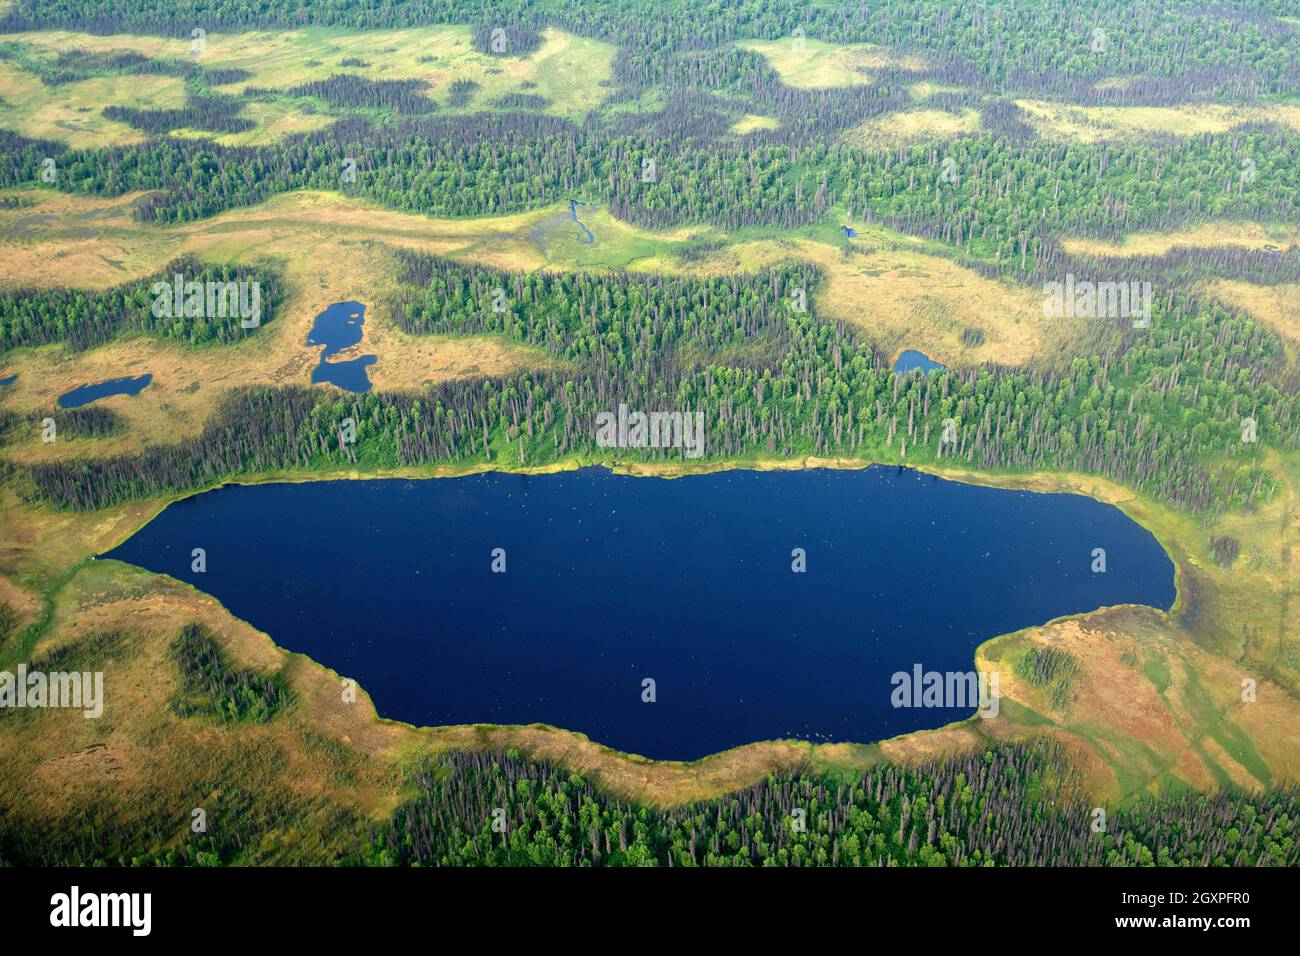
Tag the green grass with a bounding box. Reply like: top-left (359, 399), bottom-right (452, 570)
top-left (1177, 662), bottom-right (1271, 788)
top-left (530, 205), bottom-right (701, 270)
top-left (1142, 655), bottom-right (1172, 693)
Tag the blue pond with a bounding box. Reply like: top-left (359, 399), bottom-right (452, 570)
top-left (57, 374), bottom-right (152, 408)
top-left (313, 355), bottom-right (377, 392)
top-left (104, 466), bottom-right (1175, 760)
top-left (893, 349), bottom-right (946, 374)
top-left (308, 301), bottom-right (374, 392)
top-left (0, 373), bottom-right (16, 387)
top-left (569, 199), bottom-right (595, 244)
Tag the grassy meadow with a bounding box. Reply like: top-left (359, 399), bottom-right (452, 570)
top-left (1014, 99), bottom-right (1300, 142)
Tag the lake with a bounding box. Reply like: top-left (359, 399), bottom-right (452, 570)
top-left (307, 300), bottom-right (374, 392)
top-left (103, 466), bottom-right (1175, 760)
top-left (312, 355), bottom-right (376, 392)
top-left (58, 374), bottom-right (152, 408)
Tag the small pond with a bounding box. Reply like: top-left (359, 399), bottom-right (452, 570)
top-left (57, 374), bottom-right (152, 408)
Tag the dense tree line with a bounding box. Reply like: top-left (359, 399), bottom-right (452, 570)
top-left (446, 78), bottom-right (480, 108)
top-left (277, 74), bottom-right (440, 114)
top-left (471, 22), bottom-right (543, 59)
top-left (202, 67), bottom-right (253, 86)
top-left (9, 736), bottom-right (1293, 866)
top-left (0, 4), bottom-right (1292, 286)
top-left (169, 622), bottom-right (291, 723)
top-left (46, 406), bottom-right (123, 438)
top-left (22, 252), bottom-right (1293, 515)
top-left (837, 132), bottom-right (1300, 275)
top-left (1, 0), bottom-right (1294, 294)
top-left (3, 0), bottom-right (1294, 102)
top-left (1, 0), bottom-right (1295, 873)
top-left (0, 406), bottom-right (123, 445)
top-left (103, 90), bottom-right (253, 134)
top-left (375, 744), bottom-right (1300, 866)
top-left (492, 92), bottom-right (551, 111)
top-left (5, 105), bottom-right (1295, 286)
top-left (0, 256), bottom-right (282, 352)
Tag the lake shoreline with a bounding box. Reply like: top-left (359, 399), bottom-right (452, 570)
top-left (92, 455), bottom-right (1182, 766)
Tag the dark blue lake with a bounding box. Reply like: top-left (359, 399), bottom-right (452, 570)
top-left (312, 355), bottom-right (376, 392)
top-left (308, 301), bottom-right (374, 392)
top-left (58, 374), bottom-right (151, 408)
top-left (307, 301), bottom-right (365, 356)
top-left (0, 373), bottom-right (17, 387)
top-left (893, 350), bottom-right (946, 374)
top-left (103, 466), bottom-right (1175, 760)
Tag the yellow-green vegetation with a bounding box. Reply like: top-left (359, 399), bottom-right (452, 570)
top-left (0, 60), bottom-right (185, 147)
top-left (908, 81), bottom-right (965, 100)
top-left (0, 540), bottom-right (839, 823)
top-left (977, 606), bottom-right (1297, 798)
top-left (737, 37), bottom-right (927, 89)
top-left (730, 113), bottom-right (779, 134)
top-left (1093, 76), bottom-right (1142, 92)
top-left (171, 100), bottom-right (335, 147)
top-left (0, 25), bottom-right (616, 147)
top-left (1062, 221), bottom-right (1300, 258)
top-left (1205, 280), bottom-right (1300, 351)
top-left (841, 107), bottom-right (981, 147)
top-left (1016, 99), bottom-right (1300, 142)
top-left (0, 187), bottom-right (714, 291)
top-left (0, 560), bottom-right (409, 863)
